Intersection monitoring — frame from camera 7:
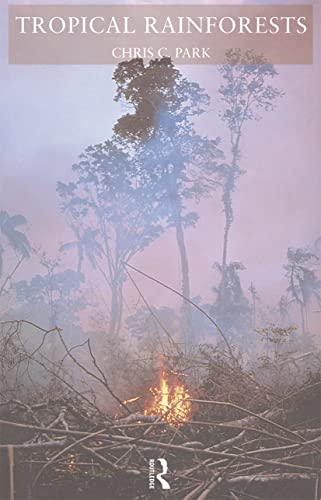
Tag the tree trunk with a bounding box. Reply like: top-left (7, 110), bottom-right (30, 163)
top-left (304, 305), bottom-right (309, 333)
top-left (176, 214), bottom-right (192, 340)
top-left (108, 273), bottom-right (123, 337)
top-left (300, 303), bottom-right (306, 335)
top-left (219, 132), bottom-right (241, 324)
top-left (222, 179), bottom-right (233, 272)
top-left (252, 297), bottom-right (256, 330)
top-left (222, 131), bottom-right (241, 270)
top-left (171, 195), bottom-right (192, 347)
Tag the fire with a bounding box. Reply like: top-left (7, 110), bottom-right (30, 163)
top-left (68, 453), bottom-right (76, 471)
top-left (145, 369), bottom-right (191, 425)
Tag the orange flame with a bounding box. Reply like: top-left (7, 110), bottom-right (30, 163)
top-left (145, 369), bottom-right (191, 425)
top-left (68, 453), bottom-right (76, 471)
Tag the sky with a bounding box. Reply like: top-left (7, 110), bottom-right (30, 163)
top-left (0, 0), bottom-right (320, 332)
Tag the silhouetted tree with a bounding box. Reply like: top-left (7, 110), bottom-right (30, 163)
top-left (284, 247), bottom-right (321, 334)
top-left (58, 138), bottom-right (164, 337)
top-left (112, 57), bottom-right (222, 344)
top-left (218, 50), bottom-right (283, 284)
top-left (209, 50), bottom-right (283, 341)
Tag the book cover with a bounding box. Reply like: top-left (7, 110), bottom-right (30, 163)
top-left (0, 1), bottom-right (320, 499)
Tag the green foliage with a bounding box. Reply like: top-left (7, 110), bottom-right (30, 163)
top-left (255, 324), bottom-right (297, 345)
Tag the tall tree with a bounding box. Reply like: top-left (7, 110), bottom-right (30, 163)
top-left (57, 138), bottom-right (165, 337)
top-left (218, 49), bottom-right (283, 278)
top-left (112, 57), bottom-right (222, 344)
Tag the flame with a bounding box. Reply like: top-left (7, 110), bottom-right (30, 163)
top-left (68, 454), bottom-right (76, 471)
top-left (145, 369), bottom-right (191, 425)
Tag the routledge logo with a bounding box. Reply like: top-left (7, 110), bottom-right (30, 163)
top-left (149, 458), bottom-right (170, 490)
